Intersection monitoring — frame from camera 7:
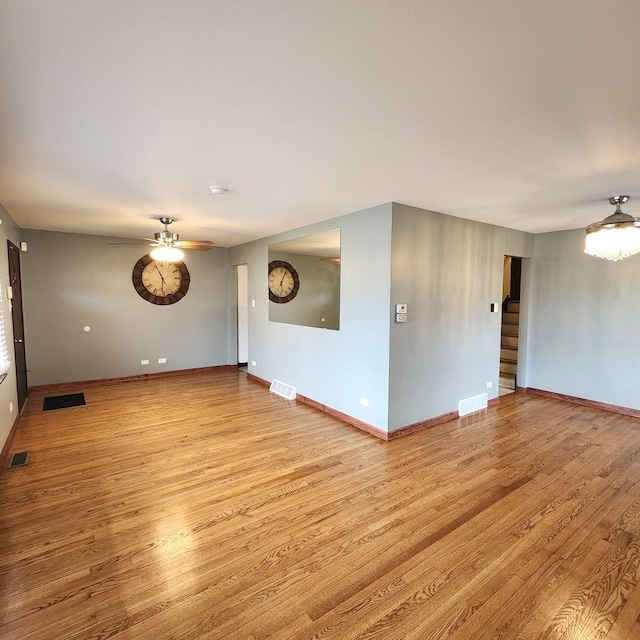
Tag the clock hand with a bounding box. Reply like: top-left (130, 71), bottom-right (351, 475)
top-left (155, 264), bottom-right (167, 285)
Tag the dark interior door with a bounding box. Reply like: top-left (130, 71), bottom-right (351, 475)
top-left (7, 241), bottom-right (28, 411)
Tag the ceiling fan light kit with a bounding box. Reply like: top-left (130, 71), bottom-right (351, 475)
top-left (154, 217), bottom-right (179, 245)
top-left (584, 196), bottom-right (640, 262)
top-left (111, 217), bottom-right (214, 262)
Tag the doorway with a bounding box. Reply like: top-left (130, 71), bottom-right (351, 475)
top-left (236, 264), bottom-right (248, 369)
top-left (499, 256), bottom-right (522, 395)
top-left (7, 241), bottom-right (28, 411)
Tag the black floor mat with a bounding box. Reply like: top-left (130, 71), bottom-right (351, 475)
top-left (43, 392), bottom-right (86, 411)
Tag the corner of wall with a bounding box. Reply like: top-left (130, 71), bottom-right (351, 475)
top-left (0, 203), bottom-right (22, 455)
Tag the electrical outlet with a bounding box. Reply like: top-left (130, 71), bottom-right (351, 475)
top-left (360, 397), bottom-right (369, 407)
top-left (9, 402), bottom-right (13, 414)
top-left (158, 357), bottom-right (167, 364)
top-left (251, 360), bottom-right (256, 367)
top-left (486, 381), bottom-right (493, 389)
top-left (141, 359), bottom-right (149, 365)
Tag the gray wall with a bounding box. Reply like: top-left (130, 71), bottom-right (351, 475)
top-left (7, 200), bottom-right (636, 453)
top-left (527, 228), bottom-right (640, 410)
top-left (21, 230), bottom-right (234, 386)
top-left (0, 205), bottom-right (22, 451)
top-left (268, 251), bottom-right (340, 329)
top-left (230, 204), bottom-right (393, 432)
top-left (388, 204), bottom-right (534, 431)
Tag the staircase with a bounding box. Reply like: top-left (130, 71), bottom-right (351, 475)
top-left (500, 300), bottom-right (519, 390)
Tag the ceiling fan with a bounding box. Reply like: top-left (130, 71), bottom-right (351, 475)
top-left (111, 217), bottom-right (214, 261)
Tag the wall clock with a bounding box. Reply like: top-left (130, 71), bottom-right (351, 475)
top-left (268, 260), bottom-right (300, 303)
top-left (132, 254), bottom-right (190, 305)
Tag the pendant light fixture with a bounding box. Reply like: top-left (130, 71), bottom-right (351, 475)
top-left (584, 196), bottom-right (640, 261)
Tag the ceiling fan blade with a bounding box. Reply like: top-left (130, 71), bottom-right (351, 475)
top-left (178, 240), bottom-right (215, 246)
top-left (178, 244), bottom-right (213, 252)
top-left (107, 240), bottom-right (157, 246)
top-left (176, 240), bottom-right (215, 250)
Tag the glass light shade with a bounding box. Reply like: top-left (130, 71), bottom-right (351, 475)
top-left (584, 225), bottom-right (640, 262)
top-left (150, 245), bottom-right (184, 262)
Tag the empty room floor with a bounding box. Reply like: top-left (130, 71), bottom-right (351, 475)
top-left (1, 369), bottom-right (640, 639)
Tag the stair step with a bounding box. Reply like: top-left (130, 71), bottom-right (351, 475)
top-left (501, 335), bottom-right (518, 348)
top-left (500, 374), bottom-right (516, 389)
top-left (502, 312), bottom-right (519, 324)
top-left (501, 324), bottom-right (519, 337)
top-left (500, 348), bottom-right (518, 362)
top-left (500, 361), bottom-right (517, 375)
top-left (506, 300), bottom-right (520, 312)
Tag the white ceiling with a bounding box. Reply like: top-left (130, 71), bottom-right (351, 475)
top-left (1, 1), bottom-right (640, 247)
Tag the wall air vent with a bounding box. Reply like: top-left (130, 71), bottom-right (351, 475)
top-left (458, 393), bottom-right (488, 417)
top-left (269, 379), bottom-right (296, 400)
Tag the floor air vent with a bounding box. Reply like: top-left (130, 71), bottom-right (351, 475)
top-left (8, 451), bottom-right (29, 468)
top-left (458, 393), bottom-right (488, 417)
top-left (270, 379), bottom-right (296, 400)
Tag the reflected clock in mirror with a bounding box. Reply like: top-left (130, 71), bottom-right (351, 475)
top-left (268, 229), bottom-right (340, 329)
top-left (268, 260), bottom-right (300, 303)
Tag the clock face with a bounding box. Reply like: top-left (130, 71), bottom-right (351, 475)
top-left (268, 260), bottom-right (300, 303)
top-left (132, 254), bottom-right (190, 305)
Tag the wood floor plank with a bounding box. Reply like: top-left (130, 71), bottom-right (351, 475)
top-left (606, 569), bottom-right (640, 639)
top-left (2, 371), bottom-right (640, 639)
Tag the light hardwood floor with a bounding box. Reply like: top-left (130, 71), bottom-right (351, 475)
top-left (2, 369), bottom-right (640, 640)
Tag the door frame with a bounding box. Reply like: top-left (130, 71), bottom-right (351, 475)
top-left (7, 241), bottom-right (28, 411)
top-left (236, 264), bottom-right (249, 366)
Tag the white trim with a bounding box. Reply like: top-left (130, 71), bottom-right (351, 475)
top-left (0, 279), bottom-right (11, 377)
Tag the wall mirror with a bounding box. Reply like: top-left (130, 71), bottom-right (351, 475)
top-left (268, 229), bottom-right (340, 330)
